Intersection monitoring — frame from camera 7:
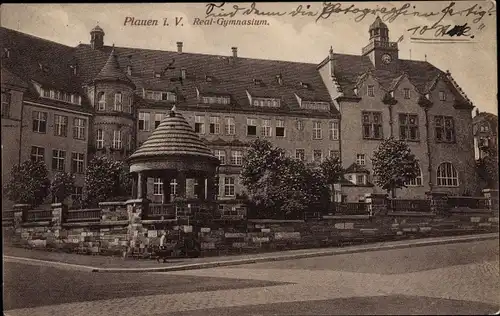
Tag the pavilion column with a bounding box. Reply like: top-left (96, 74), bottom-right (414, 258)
top-left (196, 177), bottom-right (206, 200)
top-left (206, 175), bottom-right (216, 202)
top-left (177, 171), bottom-right (187, 198)
top-left (162, 175), bottom-right (171, 203)
top-left (137, 172), bottom-right (144, 199)
top-left (131, 173), bottom-right (137, 199)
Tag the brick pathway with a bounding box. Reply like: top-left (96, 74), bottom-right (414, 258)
top-left (6, 256), bottom-right (499, 315)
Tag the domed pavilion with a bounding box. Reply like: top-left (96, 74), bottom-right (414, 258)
top-left (127, 106), bottom-right (220, 204)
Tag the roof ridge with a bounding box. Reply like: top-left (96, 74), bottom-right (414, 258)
top-left (78, 43), bottom-right (320, 66)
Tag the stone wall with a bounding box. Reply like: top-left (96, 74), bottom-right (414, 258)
top-left (3, 193), bottom-right (498, 258)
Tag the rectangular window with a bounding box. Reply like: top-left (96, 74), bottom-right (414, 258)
top-left (313, 150), bottom-right (323, 163)
top-left (435, 116), bottom-right (455, 143)
top-left (225, 117), bottom-right (235, 135)
top-left (209, 116), bottom-right (220, 134)
top-left (224, 177), bottom-right (235, 196)
top-left (231, 150), bottom-right (243, 165)
top-left (71, 152), bottom-right (85, 173)
top-left (138, 112), bottom-right (150, 131)
top-left (43, 89), bottom-right (50, 98)
top-left (170, 179), bottom-right (177, 196)
top-left (195, 115), bottom-right (205, 134)
top-left (356, 175), bottom-right (365, 185)
top-left (96, 129), bottom-right (104, 149)
top-left (439, 91), bottom-right (446, 101)
top-left (113, 130), bottom-right (122, 149)
top-left (275, 120), bottom-right (285, 137)
top-left (261, 119), bottom-right (272, 137)
top-left (124, 96), bottom-right (132, 113)
top-left (356, 154), bottom-right (366, 166)
top-left (114, 93), bottom-right (122, 111)
top-left (329, 121), bottom-right (339, 140)
top-left (399, 114), bottom-right (419, 141)
top-left (362, 112), bottom-right (383, 139)
top-left (154, 113), bottom-right (163, 129)
top-left (215, 150), bottom-right (226, 165)
top-left (367, 85), bottom-right (375, 97)
top-left (1, 92), bottom-right (11, 118)
top-left (247, 118), bottom-right (257, 136)
top-left (329, 150), bottom-right (340, 158)
top-left (52, 149), bottom-right (66, 171)
top-left (313, 121), bottom-right (322, 139)
top-left (97, 92), bottom-right (106, 111)
top-left (73, 118), bottom-right (86, 140)
top-left (153, 178), bottom-right (163, 196)
top-left (54, 115), bottom-right (68, 137)
top-left (295, 149), bottom-right (305, 161)
top-left (32, 111), bottom-right (47, 133)
top-left (31, 146), bottom-right (45, 162)
top-left (403, 88), bottom-right (410, 99)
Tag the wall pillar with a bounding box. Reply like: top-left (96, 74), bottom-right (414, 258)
top-left (131, 173), bottom-right (137, 199)
top-left (206, 175), bottom-right (216, 202)
top-left (483, 189), bottom-right (499, 211)
top-left (13, 204), bottom-right (30, 228)
top-left (365, 193), bottom-right (388, 216)
top-left (426, 191), bottom-right (449, 215)
top-left (162, 176), bottom-right (171, 203)
top-left (137, 172), bottom-right (144, 199)
top-left (125, 198), bottom-right (150, 258)
top-left (177, 171), bottom-right (187, 198)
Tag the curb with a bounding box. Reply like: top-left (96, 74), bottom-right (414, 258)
top-left (92, 233), bottom-right (499, 273)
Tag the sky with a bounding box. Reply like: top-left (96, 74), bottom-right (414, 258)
top-left (1, 2), bottom-right (497, 115)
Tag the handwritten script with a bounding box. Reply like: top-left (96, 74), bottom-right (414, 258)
top-left (205, 2), bottom-right (495, 39)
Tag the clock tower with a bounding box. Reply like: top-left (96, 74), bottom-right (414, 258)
top-left (362, 16), bottom-right (399, 69)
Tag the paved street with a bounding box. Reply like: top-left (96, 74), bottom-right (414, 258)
top-left (4, 239), bottom-right (499, 315)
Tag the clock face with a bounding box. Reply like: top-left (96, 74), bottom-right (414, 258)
top-left (382, 54), bottom-right (392, 64)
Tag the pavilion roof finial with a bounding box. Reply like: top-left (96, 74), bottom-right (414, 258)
top-left (169, 104), bottom-right (177, 117)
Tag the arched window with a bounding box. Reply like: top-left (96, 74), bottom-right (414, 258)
top-left (436, 162), bottom-right (459, 187)
top-left (97, 92), bottom-right (106, 111)
top-left (406, 165), bottom-right (423, 186)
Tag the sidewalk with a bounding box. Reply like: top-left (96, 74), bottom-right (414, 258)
top-left (3, 233), bottom-right (498, 273)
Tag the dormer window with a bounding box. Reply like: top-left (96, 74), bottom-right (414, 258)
top-left (154, 72), bottom-right (161, 78)
top-left (205, 75), bottom-right (213, 82)
top-left (201, 95), bottom-right (230, 105)
top-left (300, 101), bottom-right (330, 111)
top-left (3, 48), bottom-right (10, 58)
top-left (181, 68), bottom-right (187, 80)
top-left (353, 88), bottom-right (358, 96)
top-left (127, 65), bottom-right (132, 76)
top-left (39, 86), bottom-right (81, 105)
top-left (144, 90), bottom-right (176, 102)
top-left (252, 97), bottom-right (280, 108)
top-left (253, 78), bottom-right (262, 85)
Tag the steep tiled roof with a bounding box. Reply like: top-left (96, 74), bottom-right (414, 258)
top-left (72, 44), bottom-right (338, 115)
top-left (93, 48), bottom-right (135, 88)
top-left (321, 52), bottom-right (470, 105)
top-left (0, 27), bottom-right (81, 93)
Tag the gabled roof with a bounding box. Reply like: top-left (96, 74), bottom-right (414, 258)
top-left (319, 52), bottom-right (470, 105)
top-left (1, 67), bottom-right (28, 89)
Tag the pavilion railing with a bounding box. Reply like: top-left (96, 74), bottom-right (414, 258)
top-left (447, 196), bottom-right (490, 209)
top-left (26, 209), bottom-right (52, 222)
top-left (66, 209), bottom-right (102, 223)
top-left (388, 199), bottom-right (431, 213)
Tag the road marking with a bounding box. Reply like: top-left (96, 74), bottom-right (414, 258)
top-left (3, 256), bottom-right (97, 272)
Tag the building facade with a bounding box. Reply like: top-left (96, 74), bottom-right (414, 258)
top-left (0, 17), bottom-right (480, 208)
top-left (473, 110), bottom-right (498, 160)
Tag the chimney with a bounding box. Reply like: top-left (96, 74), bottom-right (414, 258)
top-left (476, 108), bottom-right (480, 116)
top-left (177, 42), bottom-right (183, 53)
top-left (232, 47), bottom-right (238, 58)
